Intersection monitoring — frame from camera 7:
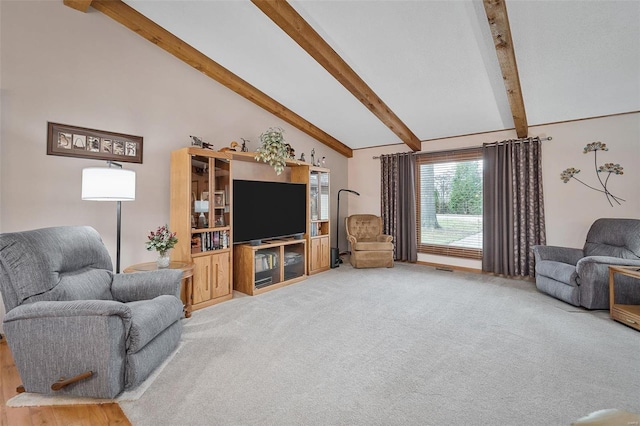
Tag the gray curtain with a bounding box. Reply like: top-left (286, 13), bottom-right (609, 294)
top-left (482, 137), bottom-right (546, 277)
top-left (380, 153), bottom-right (417, 262)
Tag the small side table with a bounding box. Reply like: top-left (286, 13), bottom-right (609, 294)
top-left (123, 261), bottom-right (195, 318)
top-left (608, 265), bottom-right (640, 331)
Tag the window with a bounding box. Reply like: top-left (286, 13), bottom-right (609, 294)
top-left (416, 148), bottom-right (483, 259)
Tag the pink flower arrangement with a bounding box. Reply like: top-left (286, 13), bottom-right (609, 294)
top-left (145, 225), bottom-right (178, 254)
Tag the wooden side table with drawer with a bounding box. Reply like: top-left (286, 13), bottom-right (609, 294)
top-left (608, 265), bottom-right (640, 331)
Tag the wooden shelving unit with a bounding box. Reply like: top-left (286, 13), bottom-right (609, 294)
top-left (291, 165), bottom-right (331, 274)
top-left (170, 149), bottom-right (331, 307)
top-left (234, 238), bottom-right (306, 295)
top-left (170, 147), bottom-right (233, 311)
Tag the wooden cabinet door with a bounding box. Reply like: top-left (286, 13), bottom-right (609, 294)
top-left (319, 237), bottom-right (330, 269)
top-left (310, 237), bottom-right (329, 273)
top-left (210, 251), bottom-right (231, 299)
top-left (193, 253), bottom-right (231, 303)
top-left (192, 256), bottom-right (212, 304)
top-left (310, 238), bottom-right (321, 272)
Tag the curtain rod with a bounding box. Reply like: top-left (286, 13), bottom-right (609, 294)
top-left (483, 136), bottom-right (552, 147)
top-left (372, 136), bottom-right (552, 159)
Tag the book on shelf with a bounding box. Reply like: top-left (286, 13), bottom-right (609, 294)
top-left (254, 251), bottom-right (278, 272)
top-left (310, 222), bottom-right (319, 237)
top-left (191, 230), bottom-right (230, 253)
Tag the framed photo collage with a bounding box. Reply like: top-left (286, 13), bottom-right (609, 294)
top-left (47, 122), bottom-right (143, 164)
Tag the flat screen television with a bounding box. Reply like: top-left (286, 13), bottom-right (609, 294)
top-left (233, 179), bottom-right (307, 244)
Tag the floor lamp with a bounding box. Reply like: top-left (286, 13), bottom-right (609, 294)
top-left (82, 161), bottom-right (136, 273)
top-left (332, 189), bottom-right (360, 268)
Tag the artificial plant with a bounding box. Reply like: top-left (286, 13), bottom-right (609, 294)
top-left (255, 127), bottom-right (288, 175)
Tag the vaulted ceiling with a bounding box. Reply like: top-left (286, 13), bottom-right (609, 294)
top-left (67, 0), bottom-right (639, 157)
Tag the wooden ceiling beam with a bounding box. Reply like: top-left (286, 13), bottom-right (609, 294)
top-left (483, 0), bottom-right (529, 138)
top-left (63, 0), bottom-right (93, 13)
top-left (67, 0), bottom-right (353, 158)
top-left (252, 0), bottom-right (422, 152)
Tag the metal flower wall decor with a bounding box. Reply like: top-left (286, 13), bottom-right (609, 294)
top-left (561, 141), bottom-right (625, 207)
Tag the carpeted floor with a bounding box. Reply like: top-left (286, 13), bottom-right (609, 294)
top-left (120, 262), bottom-right (640, 425)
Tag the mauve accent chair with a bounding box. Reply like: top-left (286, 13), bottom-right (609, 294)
top-left (533, 218), bottom-right (640, 309)
top-left (345, 214), bottom-right (394, 268)
top-left (0, 226), bottom-right (184, 398)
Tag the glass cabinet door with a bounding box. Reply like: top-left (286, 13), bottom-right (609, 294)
top-left (191, 155), bottom-right (210, 229)
top-left (309, 171), bottom-right (319, 221)
top-left (212, 157), bottom-right (230, 228)
top-left (319, 172), bottom-right (329, 221)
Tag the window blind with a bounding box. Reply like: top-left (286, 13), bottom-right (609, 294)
top-left (416, 148), bottom-right (483, 259)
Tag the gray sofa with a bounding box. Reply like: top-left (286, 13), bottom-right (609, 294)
top-left (0, 226), bottom-right (184, 398)
top-left (533, 218), bottom-right (640, 309)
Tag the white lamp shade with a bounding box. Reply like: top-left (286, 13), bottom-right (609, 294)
top-left (82, 167), bottom-right (136, 201)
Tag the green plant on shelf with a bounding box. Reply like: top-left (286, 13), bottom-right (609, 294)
top-left (255, 127), bottom-right (289, 175)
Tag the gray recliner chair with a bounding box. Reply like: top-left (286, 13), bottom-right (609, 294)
top-left (533, 218), bottom-right (640, 309)
top-left (0, 226), bottom-right (184, 398)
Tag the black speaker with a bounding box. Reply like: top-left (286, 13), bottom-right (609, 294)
top-left (330, 247), bottom-right (340, 268)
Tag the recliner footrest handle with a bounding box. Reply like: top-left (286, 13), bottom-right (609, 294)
top-left (51, 371), bottom-right (93, 391)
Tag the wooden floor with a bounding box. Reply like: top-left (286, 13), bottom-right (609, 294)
top-left (0, 340), bottom-right (130, 425)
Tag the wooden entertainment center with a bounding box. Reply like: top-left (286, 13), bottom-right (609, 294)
top-left (169, 148), bottom-right (330, 312)
top-left (234, 238), bottom-right (306, 296)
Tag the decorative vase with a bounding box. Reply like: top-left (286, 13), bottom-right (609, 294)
top-left (157, 251), bottom-right (170, 269)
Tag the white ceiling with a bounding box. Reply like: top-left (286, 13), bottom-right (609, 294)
top-left (124, 0), bottom-right (640, 152)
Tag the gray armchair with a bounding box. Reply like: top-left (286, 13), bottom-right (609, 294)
top-left (0, 226), bottom-right (184, 398)
top-left (533, 218), bottom-right (640, 309)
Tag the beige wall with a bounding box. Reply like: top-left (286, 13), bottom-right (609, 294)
top-left (0, 1), bottom-right (348, 269)
top-left (349, 113), bottom-right (640, 269)
top-left (1, 1), bottom-right (638, 311)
